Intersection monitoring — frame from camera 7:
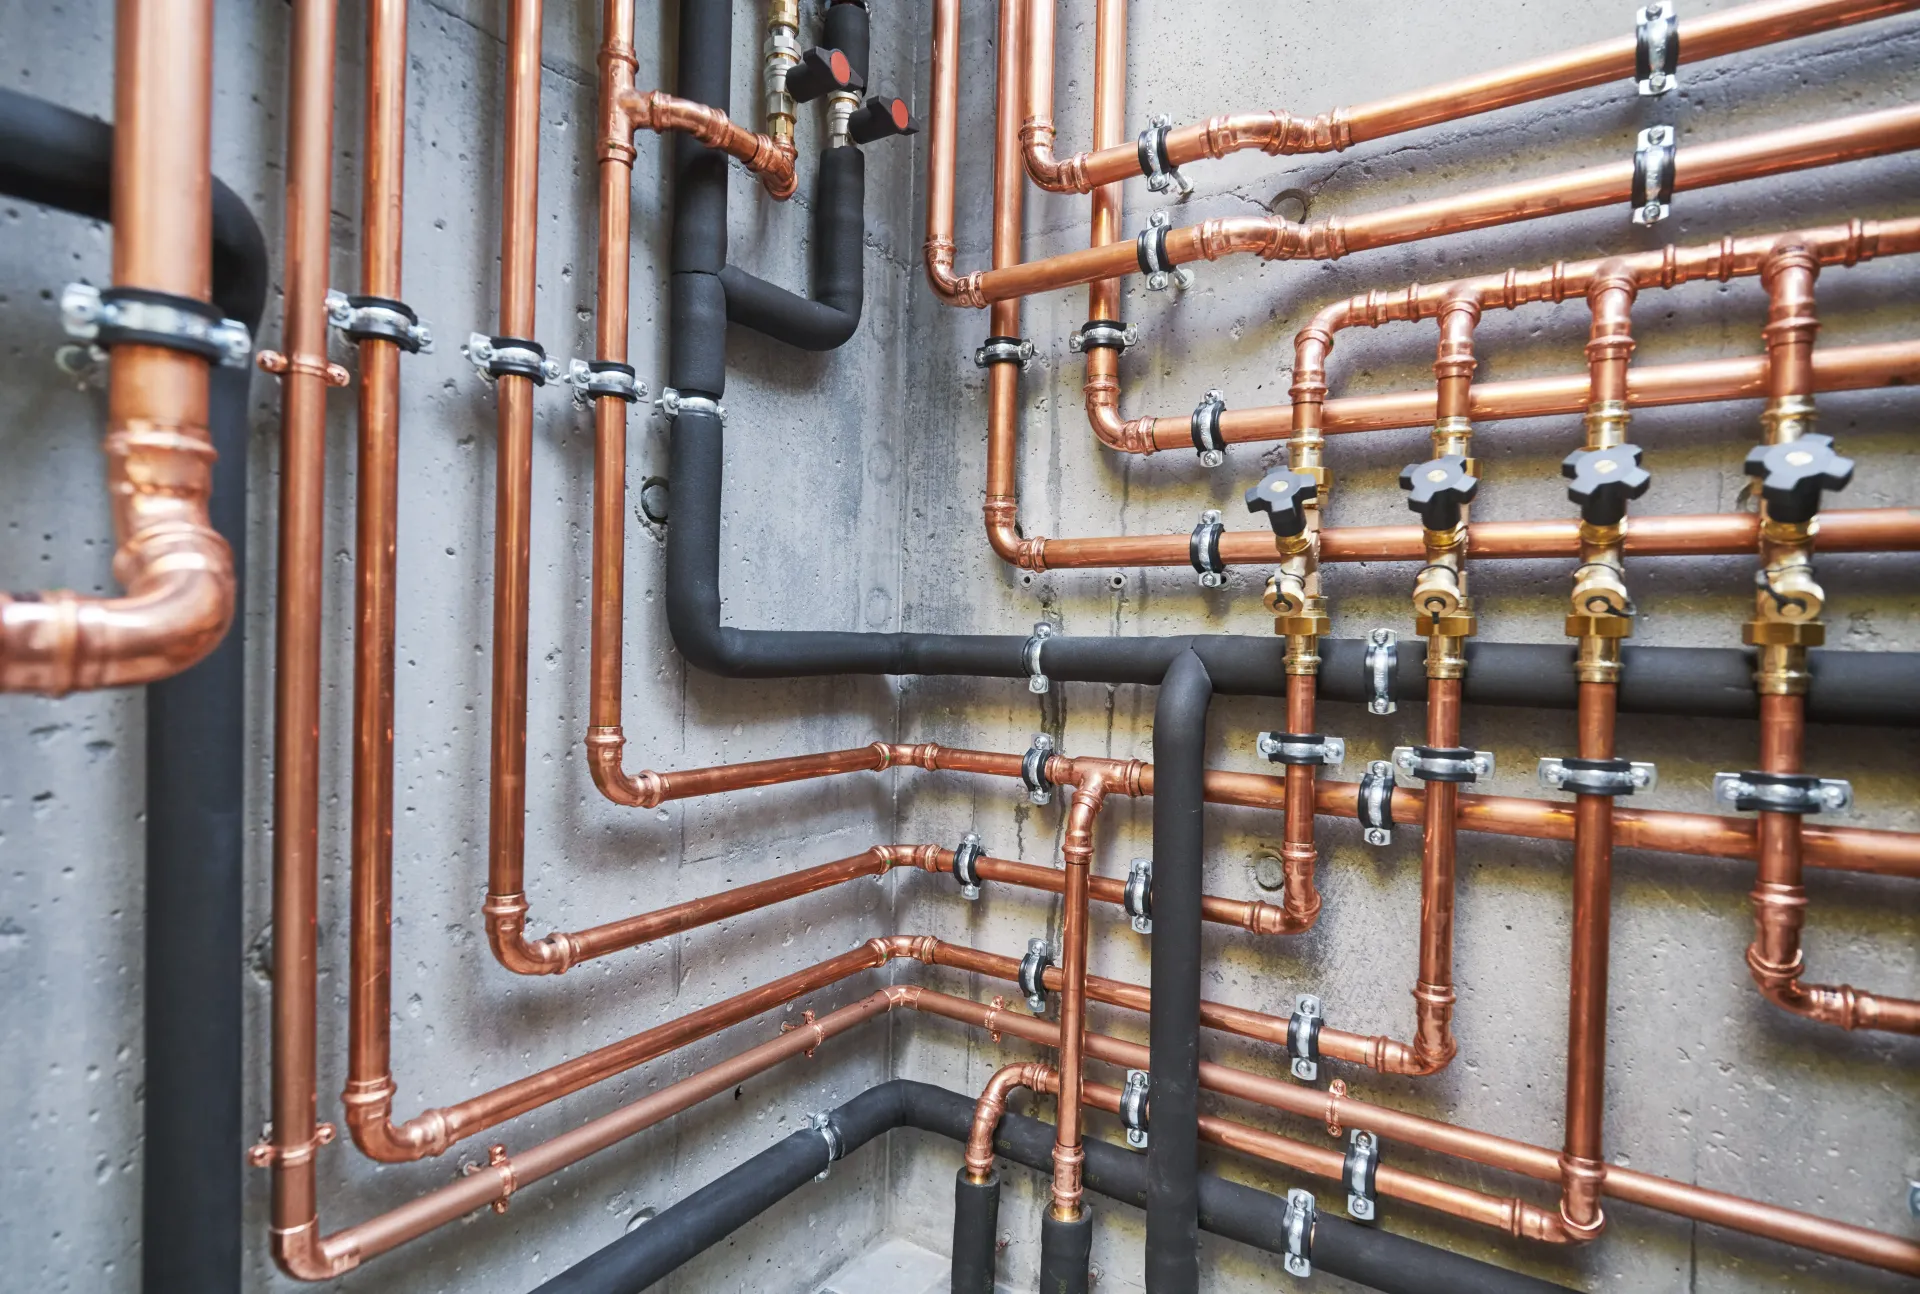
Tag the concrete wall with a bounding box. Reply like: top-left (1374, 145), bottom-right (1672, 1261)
top-left (0, 2), bottom-right (1916, 1293)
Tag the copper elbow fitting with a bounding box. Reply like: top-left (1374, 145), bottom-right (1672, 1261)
top-left (923, 238), bottom-right (986, 309)
top-left (483, 891), bottom-right (579, 976)
top-left (339, 1077), bottom-right (452, 1163)
top-left (271, 1221), bottom-right (358, 1280)
top-left (983, 497), bottom-right (1046, 570)
top-left (585, 726), bottom-right (662, 807)
top-left (965, 1062), bottom-right (1056, 1182)
top-left (1020, 120), bottom-right (1089, 193)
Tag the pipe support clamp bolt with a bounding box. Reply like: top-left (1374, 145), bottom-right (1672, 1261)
top-left (1258, 732), bottom-right (1345, 768)
top-left (1120, 1070), bottom-right (1152, 1150)
top-left (1283, 1187), bottom-right (1316, 1277)
top-left (326, 289), bottom-right (433, 353)
top-left (1124, 857), bottom-right (1153, 934)
top-left (1393, 745), bottom-right (1493, 784)
top-left (1538, 756), bottom-right (1656, 797)
top-left (1019, 938), bottom-right (1055, 1014)
top-left (1288, 993), bottom-right (1324, 1082)
top-left (952, 832), bottom-right (985, 901)
top-left (1712, 771), bottom-right (1852, 816)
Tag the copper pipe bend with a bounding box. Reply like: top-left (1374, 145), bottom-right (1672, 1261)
top-left (965, 1062), bottom-right (1058, 1182)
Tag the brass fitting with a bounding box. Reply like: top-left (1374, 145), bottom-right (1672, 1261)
top-left (1759, 392), bottom-right (1816, 445)
top-left (1582, 399), bottom-right (1630, 451)
top-left (1412, 561), bottom-right (1465, 619)
top-left (1431, 414), bottom-right (1473, 461)
top-left (1284, 632), bottom-right (1322, 676)
top-left (1572, 631), bottom-right (1626, 685)
top-left (1265, 568), bottom-right (1309, 616)
top-left (1749, 640), bottom-right (1815, 696)
top-left (1422, 623), bottom-right (1472, 679)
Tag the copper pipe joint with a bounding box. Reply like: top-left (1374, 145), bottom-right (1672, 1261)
top-left (483, 890), bottom-right (578, 976)
top-left (1558, 1154), bottom-right (1609, 1240)
top-left (923, 237), bottom-right (987, 309)
top-left (965, 1062), bottom-right (1057, 1182)
top-left (1410, 979), bottom-right (1459, 1073)
top-left (1050, 1141), bottom-right (1087, 1220)
top-left (1280, 840), bottom-right (1323, 930)
top-left (1020, 119), bottom-right (1090, 193)
top-left (618, 89), bottom-right (797, 199)
top-left (585, 726), bottom-right (662, 807)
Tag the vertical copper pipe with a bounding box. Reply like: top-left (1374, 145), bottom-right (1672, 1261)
top-left (269, 0), bottom-right (340, 1276)
top-left (0, 0), bottom-right (231, 694)
top-left (921, 0), bottom-right (986, 306)
top-left (1051, 779), bottom-right (1108, 1218)
top-left (1079, 0), bottom-right (1131, 448)
top-left (485, 0), bottom-right (543, 925)
top-left (983, 0), bottom-right (1033, 563)
top-left (1559, 682), bottom-right (1617, 1239)
top-left (1412, 677), bottom-right (1463, 1073)
top-left (344, 0), bottom-right (410, 1141)
top-left (1280, 673), bottom-right (1323, 929)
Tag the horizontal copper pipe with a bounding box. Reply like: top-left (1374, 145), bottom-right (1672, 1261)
top-left (1046, 0), bottom-right (1920, 191)
top-left (616, 88), bottom-right (796, 199)
top-left (1017, 507), bottom-right (1920, 571)
top-left (915, 991), bottom-right (1920, 1276)
top-left (967, 108), bottom-right (1920, 303)
top-left (1140, 338), bottom-right (1920, 452)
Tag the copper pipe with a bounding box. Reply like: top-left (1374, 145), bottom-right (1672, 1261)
top-left (1138, 338), bottom-right (1920, 451)
top-left (1051, 778), bottom-right (1109, 1218)
top-left (963, 114), bottom-right (1920, 304)
top-left (1560, 681), bottom-right (1619, 1239)
top-left (913, 990), bottom-right (1920, 1277)
top-left (921, 0), bottom-right (995, 308)
top-left (1078, 0), bottom-right (1140, 452)
top-left (268, 0), bottom-right (341, 1275)
top-left (966, 1063), bottom-right (1058, 1183)
top-left (616, 88), bottom-right (797, 200)
top-left (1027, 0), bottom-right (1920, 192)
top-left (1278, 674), bottom-right (1326, 930)
top-left (0, 0), bottom-right (232, 694)
top-left (344, 0), bottom-right (411, 1158)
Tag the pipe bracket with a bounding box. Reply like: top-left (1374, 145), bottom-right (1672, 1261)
top-left (567, 359), bottom-right (647, 407)
top-left (655, 386), bottom-right (727, 422)
top-left (1190, 510), bottom-right (1227, 587)
top-left (1357, 759), bottom-right (1397, 847)
top-left (1288, 993), bottom-right (1325, 1081)
top-left (952, 831), bottom-right (985, 901)
top-left (1631, 125), bottom-right (1675, 226)
top-left (1190, 387), bottom-right (1227, 467)
top-left (1344, 1128), bottom-right (1380, 1222)
top-left (1137, 114), bottom-right (1192, 196)
top-left (1283, 1187), bottom-right (1316, 1277)
top-left (1538, 756), bottom-right (1657, 796)
top-left (1119, 1069), bottom-right (1151, 1150)
top-left (1393, 745), bottom-right (1493, 784)
top-left (61, 282), bottom-right (252, 368)
top-left (1068, 318), bottom-right (1138, 354)
top-left (1023, 628), bottom-right (1055, 697)
top-left (974, 334), bottom-right (1035, 368)
top-left (1365, 627), bottom-right (1399, 714)
top-left (325, 289), bottom-right (433, 353)
top-left (1258, 731), bottom-right (1345, 768)
top-left (1019, 937), bottom-right (1056, 1014)
top-left (463, 333), bottom-right (561, 385)
top-left (1124, 857), bottom-right (1153, 934)
top-left (1634, 2), bottom-right (1679, 96)
top-left (1713, 770), bottom-right (1852, 815)
top-left (808, 1111), bottom-right (844, 1182)
top-left (1136, 210), bottom-right (1195, 292)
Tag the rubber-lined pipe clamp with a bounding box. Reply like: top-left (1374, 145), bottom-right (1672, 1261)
top-left (952, 832), bottom-right (985, 901)
top-left (1358, 759), bottom-right (1396, 847)
top-left (1019, 937), bottom-right (1055, 1013)
top-left (1190, 510), bottom-right (1227, 588)
top-left (1120, 1069), bottom-right (1152, 1150)
top-left (974, 335), bottom-right (1035, 368)
top-left (1634, 2), bottom-right (1679, 96)
top-left (1023, 623), bottom-right (1054, 695)
top-left (654, 387), bottom-right (727, 422)
top-left (1190, 388), bottom-right (1227, 467)
top-left (1393, 745), bottom-right (1494, 784)
top-left (1258, 732), bottom-right (1346, 768)
top-left (1365, 627), bottom-right (1398, 715)
top-left (1288, 993), bottom-right (1324, 1082)
top-left (60, 283), bottom-right (251, 367)
top-left (1712, 771), bottom-right (1852, 816)
top-left (464, 333), bottom-right (562, 385)
top-left (1631, 125), bottom-right (1675, 226)
top-left (326, 289), bottom-right (433, 353)
top-left (1135, 210), bottom-right (1194, 292)
top-left (1021, 733), bottom-right (1056, 806)
top-left (1124, 857), bottom-right (1153, 935)
top-left (1538, 756), bottom-right (1657, 797)
top-left (1282, 1188), bottom-right (1316, 1278)
top-left (808, 1111), bottom-right (844, 1182)
top-left (567, 359), bottom-right (646, 407)
top-left (1137, 113), bottom-right (1192, 196)
top-left (1068, 318), bottom-right (1138, 354)
top-left (1345, 1129), bottom-right (1380, 1222)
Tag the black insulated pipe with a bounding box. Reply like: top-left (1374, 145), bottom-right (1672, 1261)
top-left (530, 1080), bottom-right (1574, 1294)
top-left (950, 1168), bottom-right (1001, 1294)
top-left (1038, 1206), bottom-right (1094, 1294)
top-left (1146, 652), bottom-right (1210, 1294)
top-left (0, 86), bottom-right (266, 1294)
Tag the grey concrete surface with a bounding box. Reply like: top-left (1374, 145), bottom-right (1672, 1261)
top-left (2, 1), bottom-right (1918, 1292)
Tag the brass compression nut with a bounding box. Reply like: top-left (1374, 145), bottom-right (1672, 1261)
top-left (1753, 642), bottom-right (1812, 696)
top-left (1759, 393), bottom-right (1817, 444)
top-left (1565, 613), bottom-right (1634, 639)
top-left (1743, 619), bottom-right (1824, 647)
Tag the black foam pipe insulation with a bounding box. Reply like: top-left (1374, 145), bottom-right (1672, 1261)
top-left (527, 1080), bottom-right (1575, 1294)
top-left (0, 86), bottom-right (266, 1294)
top-left (949, 1168), bottom-right (1001, 1294)
top-left (1038, 1205), bottom-right (1095, 1294)
top-left (1146, 652), bottom-right (1210, 1294)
